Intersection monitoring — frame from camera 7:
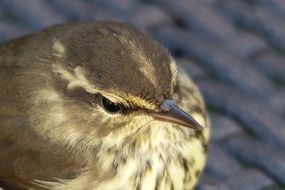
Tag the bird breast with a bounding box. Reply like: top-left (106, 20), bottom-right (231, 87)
top-left (83, 121), bottom-right (207, 190)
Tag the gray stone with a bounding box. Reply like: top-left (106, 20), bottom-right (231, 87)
top-left (176, 58), bottom-right (208, 80)
top-left (197, 175), bottom-right (231, 190)
top-left (198, 81), bottom-right (285, 150)
top-left (245, 0), bottom-right (285, 21)
top-left (268, 90), bottom-right (285, 115)
top-left (206, 143), bottom-right (242, 178)
top-left (210, 113), bottom-right (243, 141)
top-left (219, 0), bottom-right (285, 51)
top-left (225, 135), bottom-right (285, 184)
top-left (253, 51), bottom-right (285, 83)
top-left (0, 21), bottom-right (30, 42)
top-left (49, 0), bottom-right (102, 20)
top-left (153, 0), bottom-right (238, 42)
top-left (226, 168), bottom-right (274, 190)
top-left (129, 5), bottom-right (172, 29)
top-left (152, 26), bottom-right (275, 98)
top-left (227, 33), bottom-right (267, 58)
top-left (0, 0), bottom-right (65, 29)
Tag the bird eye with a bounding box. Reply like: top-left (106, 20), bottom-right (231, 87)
top-left (101, 96), bottom-right (122, 114)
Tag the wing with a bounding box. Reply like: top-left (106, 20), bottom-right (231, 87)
top-left (0, 37), bottom-right (29, 188)
top-left (0, 37), bottom-right (84, 190)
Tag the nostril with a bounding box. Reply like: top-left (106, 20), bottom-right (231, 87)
top-left (161, 99), bottom-right (176, 112)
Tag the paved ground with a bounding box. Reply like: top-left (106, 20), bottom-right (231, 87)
top-left (0, 0), bottom-right (285, 189)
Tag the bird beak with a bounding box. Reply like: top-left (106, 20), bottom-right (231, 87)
top-left (150, 99), bottom-right (203, 131)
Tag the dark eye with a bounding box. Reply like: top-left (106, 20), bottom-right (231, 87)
top-left (101, 96), bottom-right (122, 114)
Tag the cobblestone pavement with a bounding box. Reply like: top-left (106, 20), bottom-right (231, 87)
top-left (0, 0), bottom-right (285, 189)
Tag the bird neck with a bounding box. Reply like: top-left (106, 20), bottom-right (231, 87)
top-left (84, 123), bottom-right (202, 190)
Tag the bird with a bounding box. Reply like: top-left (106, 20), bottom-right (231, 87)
top-left (0, 21), bottom-right (210, 190)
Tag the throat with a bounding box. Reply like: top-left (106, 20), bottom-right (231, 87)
top-left (93, 124), bottom-right (199, 190)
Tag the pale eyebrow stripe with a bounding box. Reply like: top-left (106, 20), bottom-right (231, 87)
top-left (53, 40), bottom-right (66, 58)
top-left (52, 65), bottom-right (156, 110)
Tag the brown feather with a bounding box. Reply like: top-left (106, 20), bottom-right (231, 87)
top-left (0, 21), bottom-right (209, 190)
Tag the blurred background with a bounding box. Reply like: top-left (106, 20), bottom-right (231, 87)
top-left (0, 0), bottom-right (285, 189)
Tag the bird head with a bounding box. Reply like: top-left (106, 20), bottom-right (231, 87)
top-left (27, 22), bottom-right (202, 150)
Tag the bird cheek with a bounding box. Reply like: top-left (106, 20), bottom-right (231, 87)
top-left (94, 115), bottom-right (128, 137)
top-left (96, 126), bottom-right (113, 137)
